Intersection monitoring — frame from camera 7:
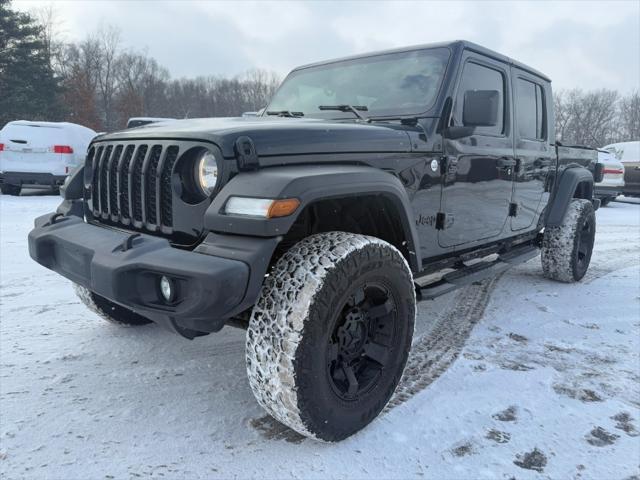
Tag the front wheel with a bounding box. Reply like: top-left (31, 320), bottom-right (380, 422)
top-left (246, 232), bottom-right (415, 441)
top-left (541, 199), bottom-right (596, 282)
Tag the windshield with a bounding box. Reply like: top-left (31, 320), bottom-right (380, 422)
top-left (266, 47), bottom-right (451, 119)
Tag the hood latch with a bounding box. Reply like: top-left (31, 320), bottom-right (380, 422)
top-left (234, 136), bottom-right (259, 171)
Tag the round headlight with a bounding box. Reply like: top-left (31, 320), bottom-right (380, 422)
top-left (196, 150), bottom-right (218, 195)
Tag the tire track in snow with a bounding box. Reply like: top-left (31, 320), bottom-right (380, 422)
top-left (386, 275), bottom-right (502, 411)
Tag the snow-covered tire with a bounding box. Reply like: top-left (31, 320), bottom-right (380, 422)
top-left (541, 199), bottom-right (595, 282)
top-left (74, 284), bottom-right (153, 326)
top-left (246, 232), bottom-right (415, 441)
top-left (1, 184), bottom-right (21, 196)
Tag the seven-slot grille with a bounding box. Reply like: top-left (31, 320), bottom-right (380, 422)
top-left (87, 142), bottom-right (180, 231)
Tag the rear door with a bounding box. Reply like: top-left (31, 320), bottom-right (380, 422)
top-left (439, 54), bottom-right (515, 247)
top-left (0, 124), bottom-right (67, 174)
top-left (510, 70), bottom-right (553, 231)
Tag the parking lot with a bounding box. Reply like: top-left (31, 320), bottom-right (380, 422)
top-left (1, 192), bottom-right (639, 479)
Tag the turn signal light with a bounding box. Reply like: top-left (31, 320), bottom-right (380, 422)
top-left (267, 198), bottom-right (301, 218)
top-left (54, 145), bottom-right (74, 154)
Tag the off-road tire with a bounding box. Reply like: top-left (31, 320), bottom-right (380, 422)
top-left (74, 284), bottom-right (153, 326)
top-left (541, 199), bottom-right (595, 282)
top-left (1, 184), bottom-right (21, 196)
top-left (246, 232), bottom-right (415, 442)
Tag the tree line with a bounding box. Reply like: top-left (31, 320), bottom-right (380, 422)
top-left (1, 1), bottom-right (280, 131)
top-left (1, 0), bottom-right (638, 146)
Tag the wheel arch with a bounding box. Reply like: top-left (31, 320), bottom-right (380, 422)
top-left (545, 166), bottom-right (594, 228)
top-left (204, 165), bottom-right (421, 271)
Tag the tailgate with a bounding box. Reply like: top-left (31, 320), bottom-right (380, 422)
top-left (0, 148), bottom-right (68, 175)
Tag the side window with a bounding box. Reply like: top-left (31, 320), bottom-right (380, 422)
top-left (455, 61), bottom-right (505, 136)
top-left (516, 78), bottom-right (546, 140)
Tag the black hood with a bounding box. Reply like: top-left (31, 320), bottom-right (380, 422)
top-left (95, 117), bottom-right (414, 158)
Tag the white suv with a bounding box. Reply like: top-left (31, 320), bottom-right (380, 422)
top-left (0, 121), bottom-right (96, 196)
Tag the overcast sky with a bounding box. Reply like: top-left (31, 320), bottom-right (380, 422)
top-left (14, 0), bottom-right (640, 92)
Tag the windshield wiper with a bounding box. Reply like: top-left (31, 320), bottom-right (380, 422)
top-left (266, 110), bottom-right (304, 118)
top-left (318, 104), bottom-right (368, 121)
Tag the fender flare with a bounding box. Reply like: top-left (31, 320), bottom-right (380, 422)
top-left (204, 164), bottom-right (422, 270)
top-left (545, 166), bottom-right (594, 227)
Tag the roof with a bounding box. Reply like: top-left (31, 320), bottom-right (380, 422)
top-left (293, 40), bottom-right (551, 82)
top-left (4, 120), bottom-right (96, 135)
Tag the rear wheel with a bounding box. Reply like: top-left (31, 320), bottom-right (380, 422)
top-left (600, 197), bottom-right (612, 207)
top-left (1, 184), bottom-right (21, 196)
top-left (74, 284), bottom-right (153, 326)
top-left (246, 232), bottom-right (415, 441)
top-left (541, 199), bottom-right (595, 282)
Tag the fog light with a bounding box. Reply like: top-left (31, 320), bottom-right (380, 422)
top-left (160, 276), bottom-right (174, 302)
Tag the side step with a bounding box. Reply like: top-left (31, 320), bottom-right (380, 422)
top-left (416, 245), bottom-right (539, 300)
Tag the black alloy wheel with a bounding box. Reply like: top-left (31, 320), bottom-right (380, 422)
top-left (327, 282), bottom-right (397, 401)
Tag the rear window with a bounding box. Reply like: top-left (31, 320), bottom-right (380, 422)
top-left (1, 124), bottom-right (67, 147)
top-left (515, 78), bottom-right (546, 140)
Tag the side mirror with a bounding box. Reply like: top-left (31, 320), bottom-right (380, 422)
top-left (463, 90), bottom-right (499, 127)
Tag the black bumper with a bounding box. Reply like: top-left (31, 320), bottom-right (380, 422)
top-left (1, 171), bottom-right (66, 188)
top-left (28, 213), bottom-right (251, 337)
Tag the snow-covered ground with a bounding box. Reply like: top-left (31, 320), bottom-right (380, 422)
top-left (1, 192), bottom-right (639, 479)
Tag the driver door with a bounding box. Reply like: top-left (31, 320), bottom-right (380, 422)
top-left (439, 55), bottom-right (515, 248)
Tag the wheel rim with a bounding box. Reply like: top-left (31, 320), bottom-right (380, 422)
top-left (326, 282), bottom-right (398, 401)
top-left (576, 215), bottom-right (594, 269)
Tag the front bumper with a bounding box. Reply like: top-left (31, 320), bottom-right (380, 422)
top-left (28, 213), bottom-right (251, 337)
top-left (1, 171), bottom-right (66, 188)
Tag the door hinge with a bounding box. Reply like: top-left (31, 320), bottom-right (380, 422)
top-left (509, 202), bottom-right (518, 217)
top-left (436, 212), bottom-right (446, 230)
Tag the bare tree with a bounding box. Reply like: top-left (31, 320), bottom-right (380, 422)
top-left (94, 24), bottom-right (122, 131)
top-left (618, 91), bottom-right (640, 142)
top-left (554, 89), bottom-right (619, 147)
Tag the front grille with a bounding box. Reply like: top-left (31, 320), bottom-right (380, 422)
top-left (88, 142), bottom-right (180, 231)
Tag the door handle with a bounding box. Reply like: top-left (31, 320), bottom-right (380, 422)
top-left (534, 158), bottom-right (552, 167)
top-left (496, 158), bottom-right (516, 168)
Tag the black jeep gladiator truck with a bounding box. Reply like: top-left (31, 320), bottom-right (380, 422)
top-left (29, 40), bottom-right (600, 442)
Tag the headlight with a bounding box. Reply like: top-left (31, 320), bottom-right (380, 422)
top-left (196, 150), bottom-right (218, 195)
top-left (224, 196), bottom-right (300, 218)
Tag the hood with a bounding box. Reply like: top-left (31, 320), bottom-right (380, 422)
top-left (95, 117), bottom-right (414, 158)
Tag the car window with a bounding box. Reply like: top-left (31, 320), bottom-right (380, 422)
top-left (454, 61), bottom-right (505, 136)
top-left (516, 78), bottom-right (546, 140)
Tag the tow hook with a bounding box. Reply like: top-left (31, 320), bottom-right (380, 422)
top-left (47, 212), bottom-right (65, 225)
top-left (120, 233), bottom-right (141, 252)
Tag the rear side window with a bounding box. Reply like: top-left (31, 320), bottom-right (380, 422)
top-left (515, 78), bottom-right (546, 140)
top-left (455, 61), bottom-right (505, 136)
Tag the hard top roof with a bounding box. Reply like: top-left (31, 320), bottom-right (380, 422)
top-left (293, 40), bottom-right (550, 82)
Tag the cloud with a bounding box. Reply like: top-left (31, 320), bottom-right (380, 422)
top-left (14, 0), bottom-right (640, 91)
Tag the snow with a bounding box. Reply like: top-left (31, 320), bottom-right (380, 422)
top-left (1, 192), bottom-right (639, 479)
